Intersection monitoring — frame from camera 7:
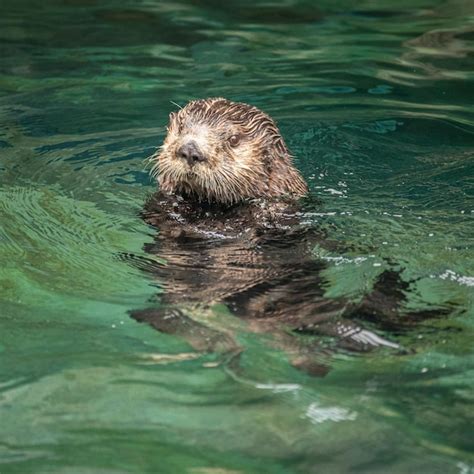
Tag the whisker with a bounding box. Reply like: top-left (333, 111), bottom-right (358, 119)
top-left (170, 100), bottom-right (183, 110)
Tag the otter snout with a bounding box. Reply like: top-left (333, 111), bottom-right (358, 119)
top-left (177, 141), bottom-right (206, 166)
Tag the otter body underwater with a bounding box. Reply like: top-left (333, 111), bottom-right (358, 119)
top-left (129, 98), bottom-right (443, 374)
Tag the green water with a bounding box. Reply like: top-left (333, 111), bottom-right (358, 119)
top-left (1, 0), bottom-right (473, 472)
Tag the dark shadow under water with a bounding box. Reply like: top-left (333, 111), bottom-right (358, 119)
top-left (127, 192), bottom-right (450, 376)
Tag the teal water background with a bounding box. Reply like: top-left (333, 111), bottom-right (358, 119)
top-left (1, 0), bottom-right (473, 472)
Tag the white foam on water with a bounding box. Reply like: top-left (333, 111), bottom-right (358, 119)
top-left (305, 402), bottom-right (357, 424)
top-left (433, 270), bottom-right (474, 287)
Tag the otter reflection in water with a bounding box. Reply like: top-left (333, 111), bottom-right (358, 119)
top-left (130, 98), bottom-right (436, 374)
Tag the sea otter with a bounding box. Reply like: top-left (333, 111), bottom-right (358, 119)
top-left (143, 97), bottom-right (309, 239)
top-left (129, 98), bottom-right (440, 374)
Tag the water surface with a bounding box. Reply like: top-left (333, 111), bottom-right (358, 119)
top-left (0, 0), bottom-right (473, 472)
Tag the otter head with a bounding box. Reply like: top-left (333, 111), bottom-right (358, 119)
top-left (152, 98), bottom-right (308, 205)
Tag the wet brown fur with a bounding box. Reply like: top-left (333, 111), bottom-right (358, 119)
top-left (127, 98), bottom-right (452, 376)
top-left (151, 98), bottom-right (308, 204)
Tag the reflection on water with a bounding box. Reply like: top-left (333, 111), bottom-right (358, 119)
top-left (129, 192), bottom-right (449, 375)
top-left (0, 0), bottom-right (473, 472)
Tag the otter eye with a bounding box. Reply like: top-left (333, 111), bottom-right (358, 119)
top-left (228, 134), bottom-right (241, 147)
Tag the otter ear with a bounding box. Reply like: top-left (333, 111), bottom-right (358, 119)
top-left (266, 140), bottom-right (308, 197)
top-left (264, 143), bottom-right (288, 189)
top-left (265, 137), bottom-right (290, 169)
top-left (168, 112), bottom-right (180, 132)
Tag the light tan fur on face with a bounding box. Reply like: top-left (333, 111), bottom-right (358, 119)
top-left (151, 98), bottom-right (308, 204)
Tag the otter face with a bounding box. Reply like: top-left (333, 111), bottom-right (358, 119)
top-left (152, 98), bottom-right (308, 204)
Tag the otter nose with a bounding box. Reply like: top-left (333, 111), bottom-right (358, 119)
top-left (177, 141), bottom-right (206, 166)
